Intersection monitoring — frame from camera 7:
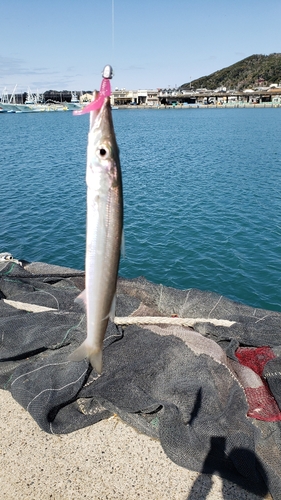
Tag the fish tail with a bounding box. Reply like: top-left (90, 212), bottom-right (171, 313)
top-left (89, 350), bottom-right (103, 375)
top-left (69, 340), bottom-right (103, 374)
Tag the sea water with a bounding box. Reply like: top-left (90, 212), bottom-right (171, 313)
top-left (0, 108), bottom-right (280, 312)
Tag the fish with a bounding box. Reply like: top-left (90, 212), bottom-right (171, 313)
top-left (69, 94), bottom-right (123, 374)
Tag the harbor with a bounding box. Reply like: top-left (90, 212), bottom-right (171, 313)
top-left (2, 85), bottom-right (281, 113)
top-left (1, 73), bottom-right (281, 500)
top-left (0, 87), bottom-right (83, 113)
top-left (1, 106), bottom-right (280, 311)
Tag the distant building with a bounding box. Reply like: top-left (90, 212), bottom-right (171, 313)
top-left (111, 89), bottom-right (159, 106)
top-left (3, 86), bottom-right (281, 109)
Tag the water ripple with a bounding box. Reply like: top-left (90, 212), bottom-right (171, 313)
top-left (1, 108), bottom-right (281, 311)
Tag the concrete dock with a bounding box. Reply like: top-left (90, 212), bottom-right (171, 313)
top-left (0, 389), bottom-right (271, 500)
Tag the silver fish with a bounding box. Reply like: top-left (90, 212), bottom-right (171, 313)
top-left (69, 95), bottom-right (123, 373)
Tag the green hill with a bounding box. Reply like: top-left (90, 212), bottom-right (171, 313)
top-left (180, 53), bottom-right (281, 91)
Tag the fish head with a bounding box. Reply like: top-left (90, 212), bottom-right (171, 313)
top-left (87, 97), bottom-right (121, 190)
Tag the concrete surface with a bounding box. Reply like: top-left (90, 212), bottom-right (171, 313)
top-left (0, 390), bottom-right (271, 500)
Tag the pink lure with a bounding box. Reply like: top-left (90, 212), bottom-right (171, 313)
top-left (73, 78), bottom-right (111, 116)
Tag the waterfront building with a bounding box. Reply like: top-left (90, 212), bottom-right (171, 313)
top-left (110, 86), bottom-right (281, 107)
top-left (2, 86), bottom-right (281, 112)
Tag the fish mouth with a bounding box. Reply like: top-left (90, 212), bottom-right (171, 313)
top-left (91, 94), bottom-right (110, 126)
top-left (97, 97), bottom-right (113, 126)
top-left (93, 97), bottom-right (118, 153)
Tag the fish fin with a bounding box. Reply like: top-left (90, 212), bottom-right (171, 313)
top-left (69, 340), bottom-right (103, 374)
top-left (89, 350), bottom-right (103, 375)
top-left (109, 294), bottom-right (116, 322)
top-left (102, 295), bottom-right (116, 322)
top-left (74, 289), bottom-right (87, 310)
top-left (121, 230), bottom-right (125, 257)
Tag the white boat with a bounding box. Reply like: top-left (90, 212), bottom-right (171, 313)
top-left (1, 87), bottom-right (78, 113)
top-left (71, 91), bottom-right (79, 104)
top-left (65, 91), bottom-right (82, 111)
top-left (0, 102), bottom-right (20, 112)
top-left (16, 88), bottom-right (47, 112)
top-left (0, 86), bottom-right (22, 112)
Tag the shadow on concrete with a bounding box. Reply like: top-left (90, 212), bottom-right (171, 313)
top-left (186, 436), bottom-right (269, 500)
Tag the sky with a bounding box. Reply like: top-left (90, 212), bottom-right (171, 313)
top-left (1, 0), bottom-right (281, 94)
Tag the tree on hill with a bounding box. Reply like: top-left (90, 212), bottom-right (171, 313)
top-left (180, 53), bottom-right (281, 91)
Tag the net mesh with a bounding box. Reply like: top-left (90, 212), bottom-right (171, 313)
top-left (1, 258), bottom-right (281, 499)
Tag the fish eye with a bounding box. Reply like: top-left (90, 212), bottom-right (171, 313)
top-left (97, 145), bottom-right (109, 159)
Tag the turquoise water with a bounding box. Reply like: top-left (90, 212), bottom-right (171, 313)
top-left (1, 108), bottom-right (281, 311)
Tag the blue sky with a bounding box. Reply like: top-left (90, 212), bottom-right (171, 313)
top-left (1, 0), bottom-right (281, 93)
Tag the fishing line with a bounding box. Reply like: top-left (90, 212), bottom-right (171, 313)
top-left (111, 0), bottom-right (115, 63)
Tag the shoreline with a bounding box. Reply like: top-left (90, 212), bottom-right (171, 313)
top-left (1, 102), bottom-right (280, 114)
top-left (114, 103), bottom-right (281, 110)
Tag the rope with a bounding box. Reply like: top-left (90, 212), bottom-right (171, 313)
top-left (3, 298), bottom-right (236, 328)
top-left (114, 316), bottom-right (236, 328)
top-left (3, 299), bottom-right (57, 313)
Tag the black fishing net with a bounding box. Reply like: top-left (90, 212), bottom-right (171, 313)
top-left (1, 255), bottom-right (281, 499)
